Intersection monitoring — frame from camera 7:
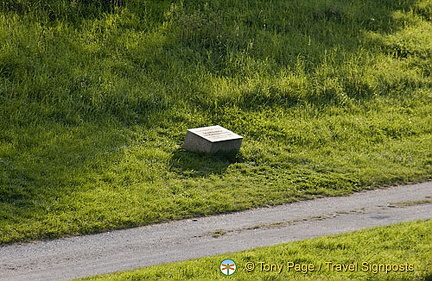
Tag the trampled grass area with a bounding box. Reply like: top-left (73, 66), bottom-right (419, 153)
top-left (1, 0), bottom-right (432, 244)
top-left (79, 220), bottom-right (432, 281)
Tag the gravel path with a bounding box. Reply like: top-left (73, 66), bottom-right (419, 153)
top-left (1, 181), bottom-right (431, 281)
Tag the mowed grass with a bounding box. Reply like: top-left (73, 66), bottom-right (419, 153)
top-left (1, 0), bottom-right (432, 244)
top-left (78, 219), bottom-right (432, 281)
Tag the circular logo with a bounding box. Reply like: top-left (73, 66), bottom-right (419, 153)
top-left (220, 259), bottom-right (237, 276)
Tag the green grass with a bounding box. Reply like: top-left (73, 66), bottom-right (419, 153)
top-left (1, 0), bottom-right (432, 244)
top-left (78, 219), bottom-right (432, 281)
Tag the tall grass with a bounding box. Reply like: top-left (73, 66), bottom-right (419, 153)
top-left (0, 0), bottom-right (431, 243)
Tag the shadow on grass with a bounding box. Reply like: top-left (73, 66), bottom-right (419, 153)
top-left (171, 0), bottom-right (422, 110)
top-left (425, 274), bottom-right (432, 281)
top-left (0, 0), bottom-right (124, 21)
top-left (0, 0), bottom-right (428, 244)
top-left (0, 122), bottom-right (127, 205)
top-left (169, 148), bottom-right (242, 178)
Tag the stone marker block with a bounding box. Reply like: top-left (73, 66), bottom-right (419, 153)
top-left (183, 125), bottom-right (243, 154)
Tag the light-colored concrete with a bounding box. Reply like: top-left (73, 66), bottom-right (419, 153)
top-left (0, 181), bottom-right (431, 281)
top-left (183, 125), bottom-right (243, 154)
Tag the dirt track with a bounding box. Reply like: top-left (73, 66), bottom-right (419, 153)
top-left (1, 181), bottom-right (431, 281)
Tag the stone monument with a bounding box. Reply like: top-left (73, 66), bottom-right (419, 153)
top-left (183, 125), bottom-right (243, 154)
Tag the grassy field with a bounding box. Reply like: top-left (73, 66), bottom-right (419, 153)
top-left (1, 0), bottom-right (432, 244)
top-left (78, 219), bottom-right (432, 280)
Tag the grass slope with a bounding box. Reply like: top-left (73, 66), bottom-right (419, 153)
top-left (79, 219), bottom-right (432, 281)
top-left (1, 0), bottom-right (432, 244)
